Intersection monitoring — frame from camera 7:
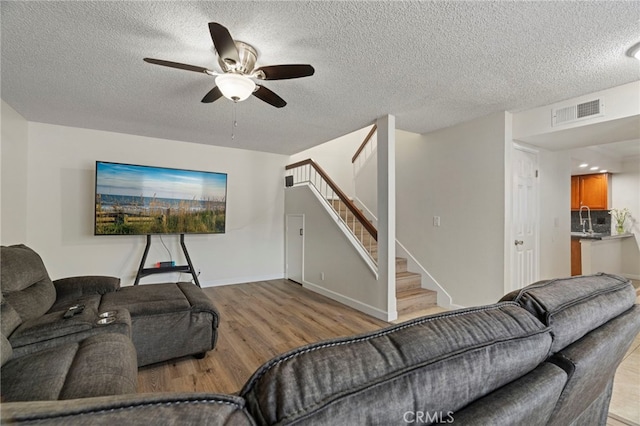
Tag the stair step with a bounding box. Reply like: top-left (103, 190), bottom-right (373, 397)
top-left (396, 288), bottom-right (437, 315)
top-left (396, 271), bottom-right (421, 292)
top-left (396, 257), bottom-right (407, 273)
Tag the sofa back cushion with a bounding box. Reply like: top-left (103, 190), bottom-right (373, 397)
top-left (452, 362), bottom-right (568, 426)
top-left (241, 303), bottom-right (552, 426)
top-left (500, 273), bottom-right (636, 353)
top-left (547, 305), bottom-right (640, 426)
top-left (1, 245), bottom-right (56, 321)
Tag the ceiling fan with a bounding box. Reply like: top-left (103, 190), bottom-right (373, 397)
top-left (143, 22), bottom-right (314, 108)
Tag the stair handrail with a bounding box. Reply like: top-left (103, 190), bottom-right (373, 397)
top-left (351, 124), bottom-right (377, 164)
top-left (286, 159), bottom-right (378, 241)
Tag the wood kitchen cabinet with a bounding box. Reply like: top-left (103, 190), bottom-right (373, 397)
top-left (571, 238), bottom-right (582, 276)
top-left (571, 173), bottom-right (609, 211)
top-left (571, 176), bottom-right (580, 210)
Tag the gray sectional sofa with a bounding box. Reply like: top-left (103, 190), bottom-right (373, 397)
top-left (2, 256), bottom-right (638, 425)
top-left (1, 244), bottom-right (219, 402)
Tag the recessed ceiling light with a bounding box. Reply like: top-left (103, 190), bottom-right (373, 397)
top-left (599, 169), bottom-right (607, 173)
top-left (627, 41), bottom-right (640, 60)
top-left (579, 163), bottom-right (589, 168)
top-left (590, 166), bottom-right (599, 171)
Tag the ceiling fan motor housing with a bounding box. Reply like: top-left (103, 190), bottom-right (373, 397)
top-left (218, 41), bottom-right (258, 75)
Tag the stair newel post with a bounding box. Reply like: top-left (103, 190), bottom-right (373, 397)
top-left (377, 114), bottom-right (397, 321)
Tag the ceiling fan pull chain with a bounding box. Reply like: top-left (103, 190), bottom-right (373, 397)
top-left (231, 103), bottom-right (238, 141)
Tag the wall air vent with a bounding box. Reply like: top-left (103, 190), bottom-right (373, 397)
top-left (552, 98), bottom-right (604, 126)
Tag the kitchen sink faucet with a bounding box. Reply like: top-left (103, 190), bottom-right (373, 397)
top-left (579, 205), bottom-right (594, 234)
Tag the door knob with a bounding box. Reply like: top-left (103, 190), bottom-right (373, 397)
top-left (514, 240), bottom-right (524, 246)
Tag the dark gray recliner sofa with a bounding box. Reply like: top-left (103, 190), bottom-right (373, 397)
top-left (0, 244), bottom-right (219, 366)
top-left (2, 273), bottom-right (638, 425)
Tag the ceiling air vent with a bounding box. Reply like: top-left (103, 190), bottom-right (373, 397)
top-left (552, 98), bottom-right (604, 126)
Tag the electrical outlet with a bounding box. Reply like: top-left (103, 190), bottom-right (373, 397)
top-left (321, 272), bottom-right (325, 281)
top-left (433, 216), bottom-right (441, 227)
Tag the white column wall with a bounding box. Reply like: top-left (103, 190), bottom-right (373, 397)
top-left (612, 158), bottom-right (640, 278)
top-left (376, 115), bottom-right (396, 320)
top-left (396, 112), bottom-right (507, 307)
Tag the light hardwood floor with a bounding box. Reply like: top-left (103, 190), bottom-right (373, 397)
top-left (138, 279), bottom-right (387, 394)
top-left (138, 279), bottom-right (639, 424)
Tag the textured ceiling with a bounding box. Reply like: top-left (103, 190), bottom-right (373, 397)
top-left (2, 1), bottom-right (639, 155)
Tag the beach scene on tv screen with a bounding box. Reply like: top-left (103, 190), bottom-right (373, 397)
top-left (95, 162), bottom-right (227, 235)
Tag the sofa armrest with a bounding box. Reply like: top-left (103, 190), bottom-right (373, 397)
top-left (54, 276), bottom-right (120, 302)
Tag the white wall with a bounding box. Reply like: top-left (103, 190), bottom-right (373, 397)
top-left (612, 158), bottom-right (640, 278)
top-left (513, 81), bottom-right (640, 141)
top-left (354, 147), bottom-right (377, 220)
top-left (284, 185), bottom-right (385, 318)
top-left (1, 100), bottom-right (29, 244)
top-left (396, 112), bottom-right (508, 307)
top-left (538, 147), bottom-right (572, 279)
top-left (17, 122), bottom-right (287, 286)
top-left (289, 126), bottom-right (372, 196)
top-left (354, 131), bottom-right (423, 224)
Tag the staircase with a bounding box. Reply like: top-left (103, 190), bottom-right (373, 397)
top-left (395, 257), bottom-right (437, 315)
top-left (330, 199), bottom-right (378, 262)
top-left (330, 199), bottom-right (437, 316)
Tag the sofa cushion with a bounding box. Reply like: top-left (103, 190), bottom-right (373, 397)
top-left (100, 283), bottom-right (191, 315)
top-left (2, 339), bottom-right (79, 401)
top-left (47, 277), bottom-right (118, 315)
top-left (241, 302), bottom-right (552, 426)
top-left (452, 362), bottom-right (567, 426)
top-left (1, 297), bottom-right (22, 338)
top-left (1, 333), bottom-right (137, 402)
top-left (1, 334), bottom-right (13, 367)
top-left (0, 393), bottom-right (255, 425)
top-left (1, 245), bottom-right (56, 320)
top-left (500, 273), bottom-right (636, 353)
top-left (9, 308), bottom-right (132, 358)
top-left (546, 305), bottom-right (640, 426)
top-left (59, 332), bottom-right (137, 400)
top-left (100, 282), bottom-right (219, 366)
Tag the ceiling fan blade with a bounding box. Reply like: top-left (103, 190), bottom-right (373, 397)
top-left (208, 22), bottom-right (240, 67)
top-left (143, 58), bottom-right (210, 74)
top-left (201, 86), bottom-right (223, 103)
top-left (253, 85), bottom-right (286, 108)
top-left (254, 64), bottom-right (315, 80)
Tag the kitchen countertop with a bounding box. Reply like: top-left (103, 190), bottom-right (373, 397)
top-left (571, 232), bottom-right (634, 240)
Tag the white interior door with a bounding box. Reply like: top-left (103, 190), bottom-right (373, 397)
top-left (511, 146), bottom-right (539, 290)
top-left (286, 215), bottom-right (304, 284)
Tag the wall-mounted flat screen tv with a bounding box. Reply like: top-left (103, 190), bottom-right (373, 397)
top-left (95, 161), bottom-right (227, 235)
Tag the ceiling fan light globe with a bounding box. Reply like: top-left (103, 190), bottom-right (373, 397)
top-left (626, 41), bottom-right (640, 59)
top-left (216, 74), bottom-right (256, 102)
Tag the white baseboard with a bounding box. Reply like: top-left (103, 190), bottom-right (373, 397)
top-left (622, 273), bottom-right (640, 281)
top-left (199, 273), bottom-right (285, 288)
top-left (449, 303), bottom-right (466, 310)
top-left (302, 280), bottom-right (392, 322)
